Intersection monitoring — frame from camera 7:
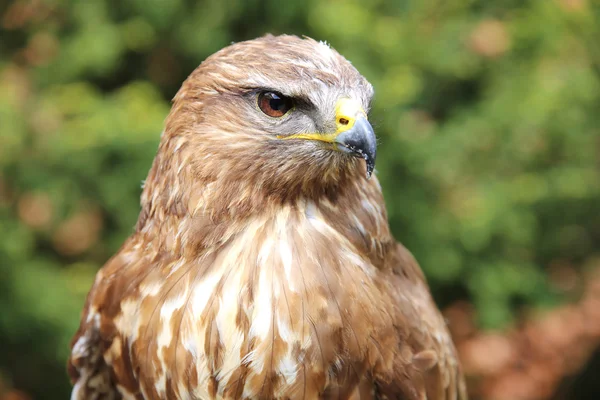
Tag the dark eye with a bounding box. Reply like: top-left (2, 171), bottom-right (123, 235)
top-left (257, 91), bottom-right (294, 117)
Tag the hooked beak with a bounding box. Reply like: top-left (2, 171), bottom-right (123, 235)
top-left (331, 97), bottom-right (376, 178)
top-left (334, 114), bottom-right (377, 178)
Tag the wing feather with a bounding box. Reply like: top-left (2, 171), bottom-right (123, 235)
top-left (376, 242), bottom-right (467, 400)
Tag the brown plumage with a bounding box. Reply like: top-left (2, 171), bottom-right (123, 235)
top-left (68, 34), bottom-right (467, 400)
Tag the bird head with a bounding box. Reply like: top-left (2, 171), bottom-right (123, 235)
top-left (153, 35), bottom-right (378, 216)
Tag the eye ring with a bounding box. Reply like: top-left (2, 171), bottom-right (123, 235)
top-left (257, 91), bottom-right (294, 118)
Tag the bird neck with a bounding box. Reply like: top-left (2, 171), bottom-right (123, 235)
top-left (135, 147), bottom-right (393, 267)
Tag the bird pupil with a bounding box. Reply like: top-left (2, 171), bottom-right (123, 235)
top-left (268, 93), bottom-right (284, 111)
top-left (270, 99), bottom-right (283, 111)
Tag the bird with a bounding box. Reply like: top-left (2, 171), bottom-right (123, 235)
top-left (68, 34), bottom-right (467, 400)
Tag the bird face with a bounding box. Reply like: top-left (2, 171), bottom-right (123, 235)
top-left (265, 93), bottom-right (377, 177)
top-left (167, 35), bottom-right (377, 202)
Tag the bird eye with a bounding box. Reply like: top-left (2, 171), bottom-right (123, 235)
top-left (257, 91), bottom-right (294, 118)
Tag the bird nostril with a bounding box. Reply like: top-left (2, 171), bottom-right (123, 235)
top-left (338, 118), bottom-right (350, 126)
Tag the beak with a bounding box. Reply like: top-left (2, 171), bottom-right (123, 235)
top-left (334, 115), bottom-right (377, 178)
top-left (333, 98), bottom-right (377, 178)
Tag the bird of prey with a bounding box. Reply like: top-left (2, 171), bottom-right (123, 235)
top-left (68, 34), bottom-right (467, 400)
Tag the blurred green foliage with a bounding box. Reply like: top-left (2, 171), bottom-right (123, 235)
top-left (0, 0), bottom-right (599, 398)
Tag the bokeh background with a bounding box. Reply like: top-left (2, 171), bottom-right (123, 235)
top-left (1, 0), bottom-right (599, 399)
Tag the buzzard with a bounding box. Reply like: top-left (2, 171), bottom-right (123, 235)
top-left (68, 35), bottom-right (467, 400)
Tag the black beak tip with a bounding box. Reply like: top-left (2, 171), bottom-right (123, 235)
top-left (336, 143), bottom-right (376, 178)
top-left (365, 158), bottom-right (374, 179)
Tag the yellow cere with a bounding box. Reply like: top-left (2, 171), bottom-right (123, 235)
top-left (334, 98), bottom-right (366, 133)
top-left (278, 98), bottom-right (366, 143)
